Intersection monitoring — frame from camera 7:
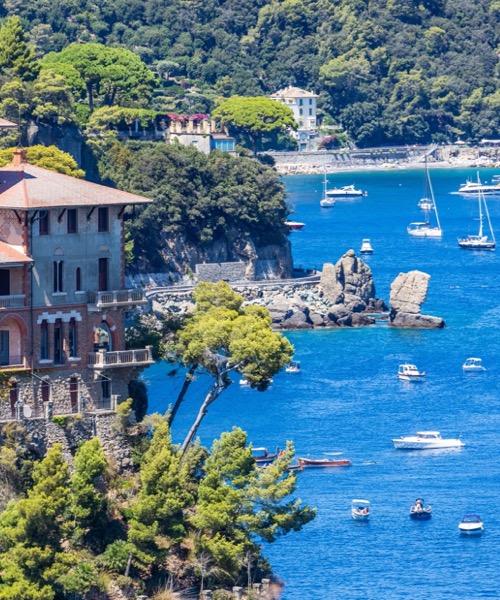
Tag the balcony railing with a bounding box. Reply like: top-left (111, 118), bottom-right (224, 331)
top-left (88, 346), bottom-right (154, 369)
top-left (87, 289), bottom-right (147, 308)
top-left (0, 294), bottom-right (25, 309)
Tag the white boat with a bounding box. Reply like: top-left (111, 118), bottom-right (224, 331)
top-left (320, 171), bottom-right (336, 207)
top-left (418, 197), bottom-right (434, 211)
top-left (360, 239), bottom-right (373, 254)
top-left (458, 175), bottom-right (496, 250)
top-left (325, 184), bottom-right (365, 198)
top-left (462, 357), bottom-right (486, 372)
top-left (457, 179), bottom-right (500, 195)
top-left (458, 514), bottom-right (484, 535)
top-left (351, 499), bottom-right (370, 521)
top-left (285, 361), bottom-right (301, 373)
top-left (408, 162), bottom-right (442, 237)
top-left (285, 221), bottom-right (305, 231)
top-left (392, 431), bottom-right (464, 450)
top-left (398, 364), bottom-right (425, 381)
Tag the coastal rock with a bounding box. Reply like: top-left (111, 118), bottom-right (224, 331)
top-left (281, 309), bottom-right (312, 329)
top-left (389, 270), bottom-right (445, 328)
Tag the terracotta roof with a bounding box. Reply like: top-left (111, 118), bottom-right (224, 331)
top-left (271, 86), bottom-right (318, 99)
top-left (0, 118), bottom-right (18, 128)
top-left (0, 241), bottom-right (32, 266)
top-left (0, 154), bottom-right (153, 210)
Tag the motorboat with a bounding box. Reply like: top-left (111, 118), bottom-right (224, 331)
top-left (240, 378), bottom-right (273, 386)
top-left (458, 175), bottom-right (496, 250)
top-left (392, 431), bottom-right (464, 450)
top-left (398, 364), bottom-right (425, 381)
top-left (408, 161), bottom-right (442, 237)
top-left (458, 514), bottom-right (484, 535)
top-left (285, 221), bottom-right (305, 231)
top-left (297, 455), bottom-right (351, 468)
top-left (351, 499), bottom-right (370, 520)
top-left (360, 239), bottom-right (373, 254)
top-left (410, 498), bottom-right (432, 520)
top-left (285, 361), bottom-right (301, 373)
top-left (457, 179), bottom-right (500, 195)
top-left (417, 197), bottom-right (434, 211)
top-left (462, 357), bottom-right (486, 372)
top-left (325, 184), bottom-right (365, 198)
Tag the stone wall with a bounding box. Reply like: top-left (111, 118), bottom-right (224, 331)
top-left (195, 261), bottom-right (247, 282)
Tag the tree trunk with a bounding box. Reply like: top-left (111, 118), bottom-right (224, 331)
top-left (180, 380), bottom-right (224, 455)
top-left (168, 363), bottom-right (197, 427)
top-left (87, 83), bottom-right (94, 112)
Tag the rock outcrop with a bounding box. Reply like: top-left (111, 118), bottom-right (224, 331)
top-left (389, 270), bottom-right (445, 328)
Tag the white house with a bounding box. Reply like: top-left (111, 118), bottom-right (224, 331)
top-left (270, 87), bottom-right (318, 151)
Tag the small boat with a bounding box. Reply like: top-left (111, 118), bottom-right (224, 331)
top-left (240, 378), bottom-right (273, 386)
top-left (351, 499), bottom-right (370, 520)
top-left (458, 175), bottom-right (496, 250)
top-left (285, 221), bottom-right (305, 231)
top-left (398, 364), bottom-right (425, 381)
top-left (410, 498), bottom-right (432, 520)
top-left (458, 514), bottom-right (484, 535)
top-left (297, 456), bottom-right (351, 468)
top-left (457, 179), bottom-right (500, 195)
top-left (285, 361), bottom-right (301, 373)
top-left (462, 357), bottom-right (486, 372)
top-left (408, 161), bottom-right (442, 237)
top-left (360, 239), bottom-right (373, 254)
top-left (252, 447), bottom-right (279, 466)
top-left (325, 184), bottom-right (365, 198)
top-left (392, 431), bottom-right (464, 450)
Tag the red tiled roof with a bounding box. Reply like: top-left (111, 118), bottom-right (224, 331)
top-left (0, 156), bottom-right (153, 210)
top-left (0, 241), bottom-right (32, 265)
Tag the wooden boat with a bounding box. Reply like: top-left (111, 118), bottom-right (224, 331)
top-left (409, 498), bottom-right (432, 520)
top-left (252, 447), bottom-right (279, 466)
top-left (297, 456), bottom-right (351, 468)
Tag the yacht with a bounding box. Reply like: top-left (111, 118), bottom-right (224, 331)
top-left (325, 184), bottom-right (365, 198)
top-left (408, 162), bottom-right (442, 237)
top-left (398, 364), bottom-right (425, 381)
top-left (360, 239), bottom-right (373, 254)
top-left (392, 431), bottom-right (464, 450)
top-left (462, 357), bottom-right (486, 372)
top-left (458, 176), bottom-right (496, 250)
top-left (417, 197), bottom-right (434, 211)
top-left (320, 171), bottom-right (336, 207)
top-left (457, 179), bottom-right (500, 195)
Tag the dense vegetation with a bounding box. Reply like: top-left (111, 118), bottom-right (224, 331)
top-left (0, 0), bottom-right (499, 145)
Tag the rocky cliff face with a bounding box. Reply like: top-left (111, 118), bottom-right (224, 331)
top-left (389, 270), bottom-right (445, 328)
top-left (141, 230), bottom-right (294, 280)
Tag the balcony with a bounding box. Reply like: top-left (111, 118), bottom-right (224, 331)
top-left (0, 294), bottom-right (25, 309)
top-left (88, 346), bottom-right (154, 370)
top-left (87, 289), bottom-right (147, 309)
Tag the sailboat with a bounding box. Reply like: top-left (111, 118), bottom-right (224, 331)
top-left (458, 175), bottom-right (496, 250)
top-left (320, 170), bottom-right (336, 207)
top-left (407, 162), bottom-right (442, 238)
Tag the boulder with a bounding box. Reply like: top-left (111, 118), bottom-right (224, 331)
top-left (281, 309), bottom-right (313, 329)
top-left (320, 250), bottom-right (378, 305)
top-left (389, 270), bottom-right (445, 328)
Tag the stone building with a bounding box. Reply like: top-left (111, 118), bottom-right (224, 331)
top-left (270, 86), bottom-right (319, 151)
top-left (167, 114), bottom-right (236, 154)
top-left (0, 149), bottom-right (154, 422)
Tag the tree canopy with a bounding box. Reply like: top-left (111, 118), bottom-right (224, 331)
top-left (212, 96), bottom-right (297, 155)
top-left (0, 145), bottom-right (84, 177)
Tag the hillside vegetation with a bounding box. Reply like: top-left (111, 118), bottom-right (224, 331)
top-left (1, 0), bottom-right (499, 145)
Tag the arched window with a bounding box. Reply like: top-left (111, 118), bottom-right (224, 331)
top-left (40, 320), bottom-right (49, 360)
top-left (76, 268), bottom-right (82, 292)
top-left (94, 322), bottom-right (111, 351)
top-left (54, 319), bottom-right (63, 364)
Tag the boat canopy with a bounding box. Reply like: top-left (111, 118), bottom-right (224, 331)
top-left (461, 514), bottom-right (482, 522)
top-left (416, 431), bottom-right (441, 438)
top-left (352, 499), bottom-right (370, 506)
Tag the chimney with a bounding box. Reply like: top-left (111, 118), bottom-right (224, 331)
top-left (12, 148), bottom-right (27, 166)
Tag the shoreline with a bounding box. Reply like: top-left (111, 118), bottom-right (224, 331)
top-left (277, 159), bottom-right (500, 176)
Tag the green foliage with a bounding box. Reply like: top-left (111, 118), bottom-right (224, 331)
top-left (0, 17), bottom-right (39, 80)
top-left (212, 96), bottom-right (296, 155)
top-left (0, 145), bottom-right (84, 177)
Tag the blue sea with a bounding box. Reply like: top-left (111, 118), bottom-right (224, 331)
top-left (143, 168), bottom-right (500, 599)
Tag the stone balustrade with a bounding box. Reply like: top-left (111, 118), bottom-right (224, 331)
top-left (87, 289), bottom-right (147, 308)
top-left (0, 294), bottom-right (25, 308)
top-left (88, 346), bottom-right (154, 369)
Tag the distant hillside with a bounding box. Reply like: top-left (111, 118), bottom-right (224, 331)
top-left (1, 0), bottom-right (499, 145)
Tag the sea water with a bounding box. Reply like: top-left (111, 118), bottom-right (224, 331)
top-left (143, 168), bottom-right (500, 599)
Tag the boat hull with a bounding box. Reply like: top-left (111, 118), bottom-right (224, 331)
top-left (407, 227), bottom-right (442, 238)
top-left (458, 524), bottom-right (483, 535)
top-left (392, 439), bottom-right (463, 450)
top-left (398, 374), bottom-right (425, 382)
top-left (297, 458), bottom-right (351, 467)
top-left (410, 510), bottom-right (432, 520)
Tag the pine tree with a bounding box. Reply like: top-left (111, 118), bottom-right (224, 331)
top-left (0, 17), bottom-right (39, 80)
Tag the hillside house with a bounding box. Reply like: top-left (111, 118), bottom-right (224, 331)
top-left (0, 149), bottom-right (154, 421)
top-left (270, 87), bottom-right (319, 151)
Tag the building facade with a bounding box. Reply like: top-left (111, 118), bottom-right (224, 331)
top-left (0, 150), bottom-right (154, 421)
top-left (270, 87), bottom-right (319, 151)
top-left (166, 114), bottom-right (236, 154)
